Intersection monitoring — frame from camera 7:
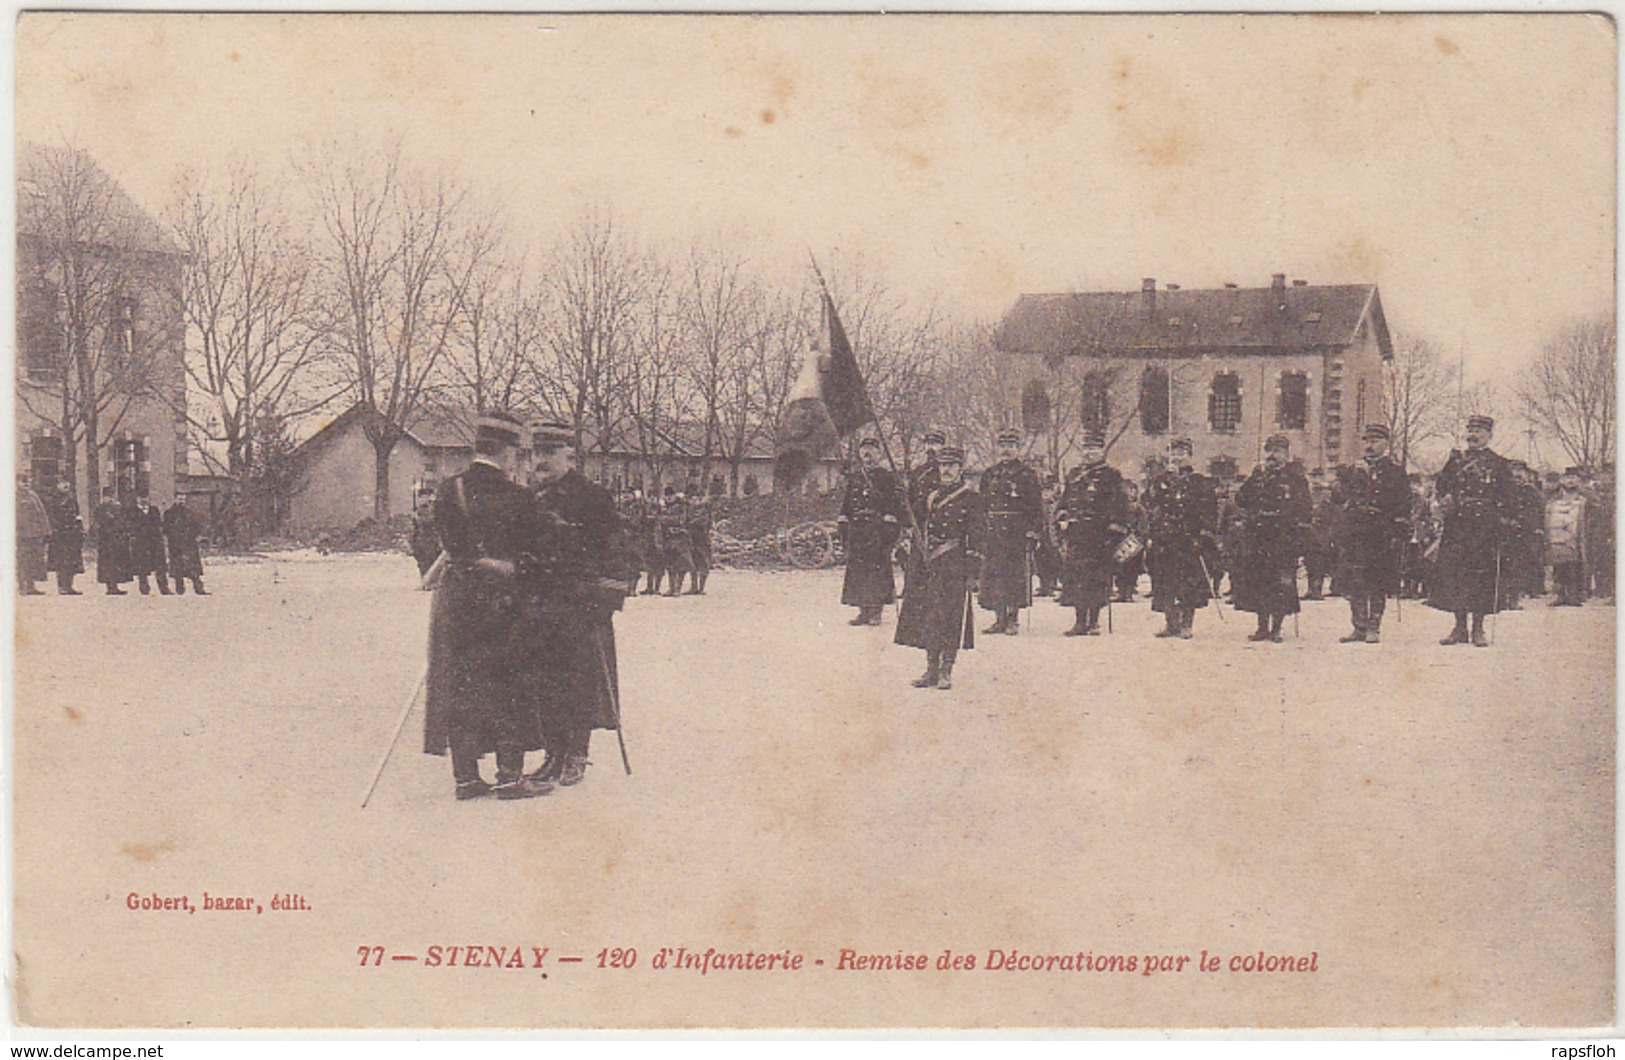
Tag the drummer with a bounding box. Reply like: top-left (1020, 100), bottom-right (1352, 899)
top-left (1054, 431), bottom-right (1130, 636)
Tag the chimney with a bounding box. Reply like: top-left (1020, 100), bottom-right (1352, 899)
top-left (1142, 277), bottom-right (1156, 316)
top-left (1271, 273), bottom-right (1287, 293)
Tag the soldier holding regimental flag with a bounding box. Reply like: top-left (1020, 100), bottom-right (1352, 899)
top-left (838, 436), bottom-right (903, 626)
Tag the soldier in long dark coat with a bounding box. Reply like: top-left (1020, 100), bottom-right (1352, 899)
top-left (519, 420), bottom-right (633, 789)
top-left (94, 487), bottom-right (131, 595)
top-left (897, 428), bottom-right (944, 617)
top-left (16, 476), bottom-right (50, 596)
top-left (686, 491), bottom-right (713, 594)
top-left (162, 501), bottom-right (207, 594)
top-left (1145, 438), bottom-right (1218, 638)
top-left (978, 428), bottom-right (1044, 635)
top-left (895, 446), bottom-right (984, 690)
top-left (837, 437), bottom-right (903, 626)
top-left (1233, 435), bottom-right (1312, 643)
top-left (422, 412), bottom-right (550, 800)
top-left (657, 487), bottom-right (696, 595)
top-left (1332, 423), bottom-right (1411, 643)
top-left (1055, 431), bottom-right (1128, 636)
top-left (46, 480), bottom-right (84, 595)
top-left (127, 495), bottom-right (171, 595)
top-left (1428, 414), bottom-right (1518, 647)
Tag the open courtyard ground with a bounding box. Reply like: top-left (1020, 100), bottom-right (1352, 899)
top-left (10, 554), bottom-right (1615, 1028)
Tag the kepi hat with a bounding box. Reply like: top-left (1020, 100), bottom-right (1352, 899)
top-left (528, 418), bottom-right (572, 449)
top-left (475, 411), bottom-right (524, 449)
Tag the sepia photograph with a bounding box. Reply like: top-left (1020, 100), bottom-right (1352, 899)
top-left (6, 10), bottom-right (1617, 1033)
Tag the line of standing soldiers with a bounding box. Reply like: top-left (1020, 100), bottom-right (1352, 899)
top-left (422, 413), bottom-right (633, 802)
top-left (838, 413), bottom-right (1525, 687)
top-left (15, 474), bottom-right (204, 597)
top-left (618, 486), bottom-right (712, 598)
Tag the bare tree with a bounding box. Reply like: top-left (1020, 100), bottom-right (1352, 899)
top-left (678, 240), bottom-right (770, 495)
top-left (535, 207), bottom-right (647, 464)
top-left (623, 254), bottom-right (690, 492)
top-left (1382, 332), bottom-right (1460, 470)
top-left (171, 164), bottom-right (337, 487)
top-left (1518, 313), bottom-right (1616, 471)
top-left (441, 254), bottom-right (537, 422)
top-left (17, 144), bottom-right (181, 503)
top-left (302, 140), bottom-right (499, 518)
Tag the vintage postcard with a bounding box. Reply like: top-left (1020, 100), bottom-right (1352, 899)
top-left (8, 11), bottom-right (1616, 1031)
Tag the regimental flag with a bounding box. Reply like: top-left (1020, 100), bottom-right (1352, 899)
top-left (773, 285), bottom-right (875, 488)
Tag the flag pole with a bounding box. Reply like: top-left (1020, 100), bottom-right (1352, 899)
top-left (807, 251), bottom-right (924, 556)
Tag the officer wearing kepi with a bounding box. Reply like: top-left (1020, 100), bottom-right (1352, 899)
top-left (1428, 414), bottom-right (1517, 647)
top-left (1145, 437), bottom-right (1218, 638)
top-left (906, 429), bottom-right (946, 527)
top-left (1233, 434), bottom-right (1311, 643)
top-left (1333, 423), bottom-right (1411, 643)
top-left (520, 419), bottom-right (633, 790)
top-left (894, 446), bottom-right (984, 690)
top-left (978, 427), bottom-right (1044, 635)
top-left (1055, 430), bottom-right (1128, 636)
top-left (837, 436), bottom-right (903, 626)
top-left (422, 411), bottom-right (551, 801)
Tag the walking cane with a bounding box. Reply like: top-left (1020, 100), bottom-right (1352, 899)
top-left (361, 670), bottom-right (427, 809)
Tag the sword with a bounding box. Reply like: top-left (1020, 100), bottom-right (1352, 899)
top-left (1491, 546), bottom-right (1503, 645)
top-left (593, 622), bottom-right (633, 775)
top-left (1198, 552), bottom-right (1226, 622)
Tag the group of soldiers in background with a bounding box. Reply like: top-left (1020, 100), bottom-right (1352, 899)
top-left (15, 473), bottom-right (205, 597)
top-left (835, 413), bottom-right (1616, 689)
top-left (421, 413), bottom-right (632, 802)
top-left (618, 485), bottom-right (713, 597)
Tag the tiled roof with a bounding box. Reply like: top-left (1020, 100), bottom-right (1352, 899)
top-left (995, 281), bottom-right (1391, 361)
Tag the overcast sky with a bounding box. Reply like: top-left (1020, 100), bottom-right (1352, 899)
top-left (16, 12), bottom-right (1616, 408)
